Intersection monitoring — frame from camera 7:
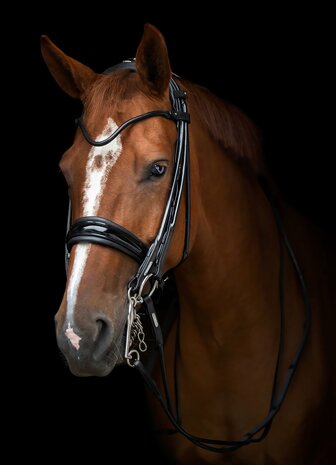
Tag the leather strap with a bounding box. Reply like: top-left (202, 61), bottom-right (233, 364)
top-left (67, 216), bottom-right (148, 264)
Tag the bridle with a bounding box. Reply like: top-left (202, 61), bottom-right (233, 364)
top-left (64, 60), bottom-right (311, 453)
top-left (66, 59), bottom-right (191, 360)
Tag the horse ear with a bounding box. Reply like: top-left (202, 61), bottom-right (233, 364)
top-left (40, 35), bottom-right (96, 99)
top-left (136, 24), bottom-right (171, 96)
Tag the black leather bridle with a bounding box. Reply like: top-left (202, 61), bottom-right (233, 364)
top-left (64, 60), bottom-right (311, 453)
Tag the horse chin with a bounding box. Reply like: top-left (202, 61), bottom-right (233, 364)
top-left (63, 334), bottom-right (125, 377)
top-left (66, 353), bottom-right (124, 377)
top-left (67, 363), bottom-right (114, 378)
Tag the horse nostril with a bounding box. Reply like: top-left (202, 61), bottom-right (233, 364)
top-left (96, 318), bottom-right (109, 340)
top-left (95, 319), bottom-right (104, 338)
top-left (93, 317), bottom-right (113, 360)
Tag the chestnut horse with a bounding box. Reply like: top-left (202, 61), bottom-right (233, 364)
top-left (41, 25), bottom-right (335, 464)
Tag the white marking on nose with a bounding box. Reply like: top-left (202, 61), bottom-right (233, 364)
top-left (65, 118), bottom-right (122, 325)
top-left (66, 243), bottom-right (91, 321)
top-left (65, 322), bottom-right (82, 350)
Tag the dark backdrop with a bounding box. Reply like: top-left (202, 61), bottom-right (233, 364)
top-left (20, 13), bottom-right (333, 462)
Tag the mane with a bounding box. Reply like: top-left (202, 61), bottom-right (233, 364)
top-left (184, 80), bottom-right (263, 173)
top-left (84, 71), bottom-right (263, 173)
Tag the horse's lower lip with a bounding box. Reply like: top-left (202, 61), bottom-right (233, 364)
top-left (69, 364), bottom-right (114, 378)
top-left (65, 346), bottom-right (123, 377)
top-left (67, 360), bottom-right (114, 377)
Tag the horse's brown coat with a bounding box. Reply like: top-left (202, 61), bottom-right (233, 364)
top-left (41, 24), bottom-right (335, 464)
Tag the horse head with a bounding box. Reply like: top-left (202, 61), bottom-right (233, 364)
top-left (41, 25), bottom-right (190, 376)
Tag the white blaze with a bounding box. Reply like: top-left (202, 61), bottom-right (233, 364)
top-left (65, 118), bottom-right (122, 325)
top-left (82, 118), bottom-right (122, 216)
top-left (66, 243), bottom-right (91, 323)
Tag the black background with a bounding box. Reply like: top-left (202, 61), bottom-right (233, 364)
top-left (19, 10), bottom-right (333, 462)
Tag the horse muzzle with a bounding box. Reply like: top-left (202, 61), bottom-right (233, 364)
top-left (55, 313), bottom-right (124, 377)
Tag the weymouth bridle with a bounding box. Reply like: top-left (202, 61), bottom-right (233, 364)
top-left (64, 60), bottom-right (311, 453)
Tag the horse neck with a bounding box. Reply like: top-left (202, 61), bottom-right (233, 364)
top-left (175, 117), bottom-right (280, 352)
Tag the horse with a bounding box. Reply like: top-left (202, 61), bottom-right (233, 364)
top-left (41, 24), bottom-right (335, 464)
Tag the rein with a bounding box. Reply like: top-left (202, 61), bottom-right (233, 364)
top-left (65, 60), bottom-right (311, 453)
top-left (136, 180), bottom-right (312, 453)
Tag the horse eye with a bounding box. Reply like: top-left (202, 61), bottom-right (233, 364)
top-left (150, 163), bottom-right (167, 177)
